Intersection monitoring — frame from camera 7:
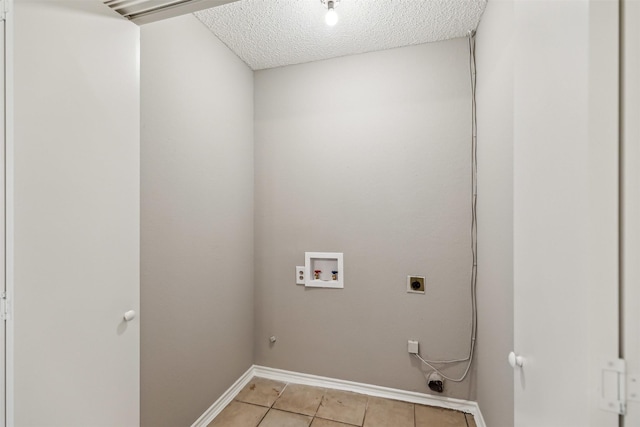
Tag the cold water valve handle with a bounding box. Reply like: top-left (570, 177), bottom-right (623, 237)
top-left (508, 351), bottom-right (524, 368)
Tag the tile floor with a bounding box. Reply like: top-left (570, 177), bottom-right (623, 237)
top-left (208, 377), bottom-right (477, 427)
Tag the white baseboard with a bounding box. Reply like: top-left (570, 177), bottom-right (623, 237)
top-left (192, 365), bottom-right (487, 427)
top-left (190, 365), bottom-right (255, 427)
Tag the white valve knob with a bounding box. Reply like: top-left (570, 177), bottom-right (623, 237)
top-left (508, 351), bottom-right (524, 368)
top-left (123, 310), bottom-right (136, 322)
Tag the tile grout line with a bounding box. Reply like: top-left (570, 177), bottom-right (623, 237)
top-left (275, 380), bottom-right (324, 425)
top-left (255, 407), bottom-right (269, 427)
top-left (360, 395), bottom-right (369, 427)
top-left (413, 402), bottom-right (416, 427)
top-left (254, 379), bottom-right (288, 427)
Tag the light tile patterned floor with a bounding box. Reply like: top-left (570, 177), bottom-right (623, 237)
top-left (208, 377), bottom-right (477, 427)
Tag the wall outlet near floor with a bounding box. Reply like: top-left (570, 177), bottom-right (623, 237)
top-left (428, 372), bottom-right (444, 393)
top-left (408, 340), bottom-right (419, 354)
top-left (296, 266), bottom-right (305, 285)
top-left (407, 276), bottom-right (425, 293)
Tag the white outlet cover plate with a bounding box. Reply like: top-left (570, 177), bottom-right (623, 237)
top-left (296, 266), bottom-right (305, 285)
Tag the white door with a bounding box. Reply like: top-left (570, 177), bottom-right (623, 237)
top-left (622, 1), bottom-right (640, 426)
top-left (10, 1), bottom-right (140, 426)
top-left (513, 1), bottom-right (620, 426)
top-left (0, 3), bottom-right (6, 426)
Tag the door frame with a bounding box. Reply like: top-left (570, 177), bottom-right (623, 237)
top-left (622, 0), bottom-right (640, 425)
top-left (4, 0), bottom-right (13, 425)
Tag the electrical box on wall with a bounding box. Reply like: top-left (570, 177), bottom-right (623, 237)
top-left (305, 252), bottom-right (344, 288)
top-left (407, 276), bottom-right (425, 294)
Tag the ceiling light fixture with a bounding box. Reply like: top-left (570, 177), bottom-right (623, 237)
top-left (321, 0), bottom-right (340, 26)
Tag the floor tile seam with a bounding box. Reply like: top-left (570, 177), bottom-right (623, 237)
top-left (242, 376), bottom-right (288, 408)
top-left (280, 381), bottom-right (290, 396)
top-left (270, 405), bottom-right (319, 418)
top-left (273, 380), bottom-right (324, 417)
top-left (357, 392), bottom-right (370, 427)
top-left (413, 402), bottom-right (416, 427)
top-left (255, 405), bottom-right (271, 427)
top-left (276, 404), bottom-right (321, 417)
top-left (362, 397), bottom-right (417, 427)
top-left (312, 414), bottom-right (361, 427)
top-left (273, 380), bottom-right (288, 407)
top-left (235, 379), bottom-right (287, 409)
top-left (361, 396), bottom-right (370, 427)
top-left (234, 399), bottom-right (275, 410)
top-left (316, 392), bottom-right (368, 427)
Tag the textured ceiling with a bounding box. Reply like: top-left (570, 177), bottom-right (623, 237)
top-left (194, 0), bottom-right (487, 70)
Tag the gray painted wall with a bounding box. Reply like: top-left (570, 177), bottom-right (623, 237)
top-left (475, 1), bottom-right (515, 426)
top-left (141, 14), bottom-right (254, 427)
top-left (254, 39), bottom-right (476, 399)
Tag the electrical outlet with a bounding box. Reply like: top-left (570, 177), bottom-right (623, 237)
top-left (296, 266), bottom-right (305, 285)
top-left (408, 340), bottom-right (419, 354)
top-left (407, 276), bottom-right (425, 294)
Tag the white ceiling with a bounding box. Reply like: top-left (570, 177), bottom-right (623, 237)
top-left (194, 0), bottom-right (487, 70)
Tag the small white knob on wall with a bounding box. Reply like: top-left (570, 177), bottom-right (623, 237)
top-left (508, 351), bottom-right (525, 368)
top-left (123, 310), bottom-right (136, 322)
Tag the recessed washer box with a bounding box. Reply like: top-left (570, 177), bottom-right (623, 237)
top-left (305, 252), bottom-right (344, 288)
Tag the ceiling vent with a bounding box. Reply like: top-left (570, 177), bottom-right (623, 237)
top-left (104, 0), bottom-right (239, 25)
